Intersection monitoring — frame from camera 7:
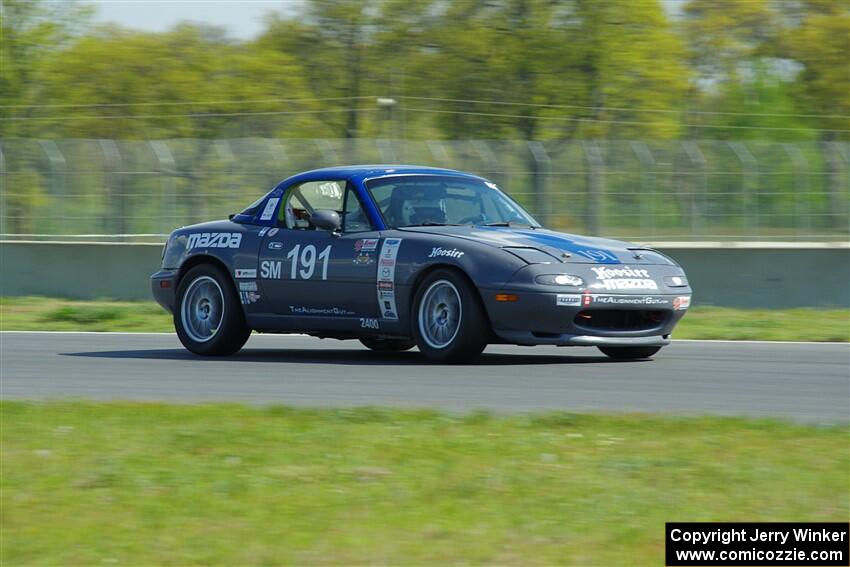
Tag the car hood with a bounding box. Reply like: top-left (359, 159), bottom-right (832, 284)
top-left (398, 226), bottom-right (673, 265)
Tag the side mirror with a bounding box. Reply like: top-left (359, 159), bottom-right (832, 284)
top-left (311, 209), bottom-right (341, 232)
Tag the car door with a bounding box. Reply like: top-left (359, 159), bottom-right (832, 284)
top-left (258, 180), bottom-right (380, 325)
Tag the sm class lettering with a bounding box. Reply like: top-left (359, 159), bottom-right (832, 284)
top-left (261, 244), bottom-right (332, 280)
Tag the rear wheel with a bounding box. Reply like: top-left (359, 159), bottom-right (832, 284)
top-left (175, 264), bottom-right (250, 356)
top-left (598, 346), bottom-right (661, 360)
top-left (412, 269), bottom-right (488, 363)
top-left (359, 337), bottom-right (416, 352)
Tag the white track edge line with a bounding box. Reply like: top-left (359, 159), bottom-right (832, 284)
top-left (0, 330), bottom-right (847, 345)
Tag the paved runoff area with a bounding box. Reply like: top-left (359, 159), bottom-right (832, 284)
top-left (1, 332), bottom-right (847, 423)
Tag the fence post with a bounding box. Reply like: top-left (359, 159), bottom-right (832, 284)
top-left (314, 140), bottom-right (339, 166)
top-left (783, 143), bottom-right (810, 235)
top-left (38, 141), bottom-right (67, 234)
top-left (582, 141), bottom-right (603, 236)
top-left (150, 140), bottom-right (176, 235)
top-left (264, 138), bottom-right (288, 184)
top-left (426, 140), bottom-right (450, 168)
top-left (0, 143), bottom-right (6, 236)
top-left (98, 139), bottom-right (124, 235)
top-left (376, 139), bottom-right (398, 164)
top-left (681, 141), bottom-right (707, 238)
top-left (728, 142), bottom-right (758, 238)
top-left (631, 141), bottom-right (656, 239)
top-left (824, 141), bottom-right (848, 232)
top-left (527, 141), bottom-right (550, 226)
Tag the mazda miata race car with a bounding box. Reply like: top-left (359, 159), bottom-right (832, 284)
top-left (152, 165), bottom-right (692, 362)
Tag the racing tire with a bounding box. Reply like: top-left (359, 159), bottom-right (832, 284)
top-left (359, 337), bottom-right (416, 352)
top-left (598, 346), bottom-right (661, 360)
top-left (411, 269), bottom-right (488, 363)
top-left (174, 264), bottom-right (251, 356)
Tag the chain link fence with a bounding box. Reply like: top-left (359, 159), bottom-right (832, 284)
top-left (1, 138), bottom-right (847, 241)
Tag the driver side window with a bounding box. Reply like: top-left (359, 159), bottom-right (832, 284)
top-left (277, 180), bottom-right (372, 232)
top-left (279, 180), bottom-right (345, 230)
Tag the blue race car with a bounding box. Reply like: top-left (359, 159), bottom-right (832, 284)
top-left (152, 165), bottom-right (691, 362)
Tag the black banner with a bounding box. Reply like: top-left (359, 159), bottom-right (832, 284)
top-left (666, 523), bottom-right (849, 566)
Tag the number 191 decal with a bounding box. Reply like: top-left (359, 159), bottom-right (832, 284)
top-left (286, 244), bottom-right (332, 280)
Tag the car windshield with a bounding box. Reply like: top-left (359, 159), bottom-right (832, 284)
top-left (366, 175), bottom-right (540, 229)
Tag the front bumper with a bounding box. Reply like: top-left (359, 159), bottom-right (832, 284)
top-left (483, 288), bottom-right (690, 347)
top-left (150, 269), bottom-right (177, 313)
top-left (494, 331), bottom-right (671, 347)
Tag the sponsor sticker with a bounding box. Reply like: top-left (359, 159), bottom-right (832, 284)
top-left (268, 241), bottom-right (283, 250)
top-left (556, 294), bottom-right (582, 307)
top-left (376, 238), bottom-right (402, 320)
top-left (288, 305), bottom-right (354, 316)
top-left (353, 252), bottom-right (374, 265)
top-left (589, 265), bottom-right (659, 291)
top-left (234, 268), bottom-right (257, 278)
top-left (428, 247), bottom-right (465, 259)
top-left (673, 296), bottom-right (691, 310)
top-left (239, 291), bottom-right (260, 305)
top-left (355, 238), bottom-right (379, 252)
top-left (239, 281), bottom-right (258, 292)
top-left (360, 317), bottom-right (379, 330)
top-left (187, 232), bottom-right (241, 250)
top-left (591, 295), bottom-right (670, 306)
top-left (574, 248), bottom-right (619, 263)
top-left (258, 227), bottom-right (270, 237)
top-left (268, 227), bottom-right (279, 237)
top-left (259, 198), bottom-right (280, 221)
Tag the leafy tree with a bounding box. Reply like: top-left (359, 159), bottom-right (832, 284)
top-left (774, 0), bottom-right (850, 139)
top-left (0, 0), bottom-right (91, 136)
top-left (682, 0), bottom-right (778, 85)
top-left (24, 24), bottom-right (318, 140)
top-left (416, 0), bottom-right (687, 140)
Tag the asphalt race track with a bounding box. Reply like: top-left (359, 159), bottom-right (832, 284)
top-left (1, 332), bottom-right (847, 423)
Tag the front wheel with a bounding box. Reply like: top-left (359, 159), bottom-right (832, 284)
top-left (598, 346), bottom-right (661, 360)
top-left (359, 337), bottom-right (416, 352)
top-left (174, 264), bottom-right (250, 356)
top-left (412, 269), bottom-right (488, 363)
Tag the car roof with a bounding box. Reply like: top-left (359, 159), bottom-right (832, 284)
top-left (278, 165), bottom-right (484, 187)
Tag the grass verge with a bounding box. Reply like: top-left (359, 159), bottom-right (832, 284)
top-left (2, 402), bottom-right (847, 565)
top-left (2, 296), bottom-right (848, 341)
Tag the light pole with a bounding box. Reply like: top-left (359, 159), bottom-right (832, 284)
top-left (376, 97), bottom-right (397, 139)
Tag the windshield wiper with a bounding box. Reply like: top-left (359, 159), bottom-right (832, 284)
top-left (482, 221), bottom-right (537, 228)
top-left (401, 222), bottom-right (463, 227)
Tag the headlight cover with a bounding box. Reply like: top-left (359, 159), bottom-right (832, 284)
top-left (663, 275), bottom-right (689, 287)
top-left (535, 274), bottom-right (584, 287)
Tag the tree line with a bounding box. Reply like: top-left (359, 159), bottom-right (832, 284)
top-left (2, 0), bottom-right (848, 141)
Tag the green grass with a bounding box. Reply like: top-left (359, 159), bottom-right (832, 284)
top-left (0, 297), bottom-right (171, 332)
top-left (2, 402), bottom-right (847, 565)
top-left (1, 296), bottom-right (848, 341)
top-left (673, 307), bottom-right (849, 342)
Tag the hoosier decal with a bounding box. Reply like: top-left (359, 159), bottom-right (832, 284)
top-left (428, 247), bottom-right (464, 259)
top-left (589, 266), bottom-right (658, 291)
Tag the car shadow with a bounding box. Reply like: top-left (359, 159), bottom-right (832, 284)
top-left (61, 348), bottom-right (636, 366)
